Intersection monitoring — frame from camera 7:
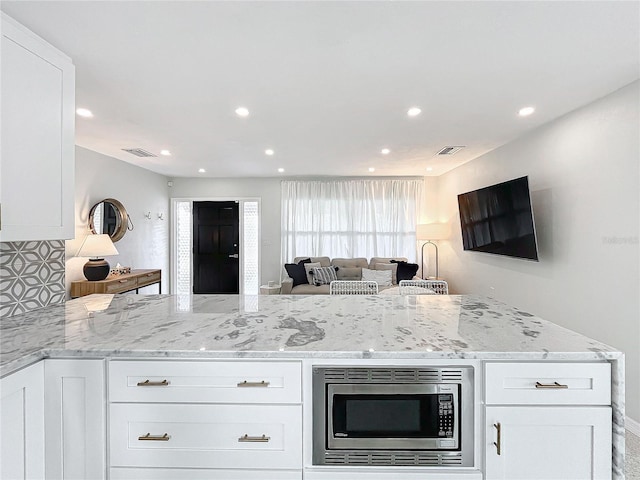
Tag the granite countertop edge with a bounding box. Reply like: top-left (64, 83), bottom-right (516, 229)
top-left (1, 347), bottom-right (623, 378)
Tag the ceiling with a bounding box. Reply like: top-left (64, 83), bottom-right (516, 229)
top-left (2, 1), bottom-right (638, 178)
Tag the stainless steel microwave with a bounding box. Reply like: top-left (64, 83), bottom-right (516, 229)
top-left (312, 366), bottom-right (474, 467)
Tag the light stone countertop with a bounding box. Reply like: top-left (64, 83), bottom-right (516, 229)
top-left (0, 293), bottom-right (621, 377)
top-left (0, 293), bottom-right (626, 477)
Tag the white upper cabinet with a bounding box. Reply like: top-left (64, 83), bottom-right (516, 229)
top-left (0, 13), bottom-right (75, 242)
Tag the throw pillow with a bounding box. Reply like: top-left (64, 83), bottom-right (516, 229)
top-left (362, 267), bottom-right (392, 286)
top-left (304, 262), bottom-right (321, 285)
top-left (284, 258), bottom-right (311, 287)
top-left (312, 266), bottom-right (338, 286)
top-left (390, 260), bottom-right (420, 281)
top-left (374, 263), bottom-right (398, 284)
top-left (336, 266), bottom-right (362, 280)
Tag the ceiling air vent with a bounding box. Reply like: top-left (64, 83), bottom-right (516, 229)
top-left (122, 148), bottom-right (157, 158)
top-left (437, 146), bottom-right (465, 156)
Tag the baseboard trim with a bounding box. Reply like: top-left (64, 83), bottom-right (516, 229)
top-left (627, 416), bottom-right (640, 437)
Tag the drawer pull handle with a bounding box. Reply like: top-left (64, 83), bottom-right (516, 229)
top-left (238, 434), bottom-right (270, 443)
top-left (119, 279), bottom-right (129, 283)
top-left (136, 379), bottom-right (169, 387)
top-left (535, 381), bottom-right (568, 389)
top-left (147, 273), bottom-right (155, 277)
top-left (138, 433), bottom-right (170, 441)
top-left (237, 380), bottom-right (270, 388)
top-left (493, 423), bottom-right (501, 455)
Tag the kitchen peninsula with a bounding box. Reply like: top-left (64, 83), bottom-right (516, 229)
top-left (0, 294), bottom-right (624, 480)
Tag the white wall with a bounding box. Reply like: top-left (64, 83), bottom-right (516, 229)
top-left (66, 147), bottom-right (170, 294)
top-left (169, 177), bottom-right (282, 286)
top-left (434, 81), bottom-right (640, 421)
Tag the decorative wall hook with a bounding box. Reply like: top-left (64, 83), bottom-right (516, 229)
top-left (157, 213), bottom-right (164, 220)
top-left (144, 212), bottom-right (152, 220)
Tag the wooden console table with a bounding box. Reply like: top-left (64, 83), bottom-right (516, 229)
top-left (71, 269), bottom-right (161, 298)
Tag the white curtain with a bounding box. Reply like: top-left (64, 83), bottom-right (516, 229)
top-left (281, 179), bottom-right (423, 262)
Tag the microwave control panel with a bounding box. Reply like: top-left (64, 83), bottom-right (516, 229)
top-left (438, 394), bottom-right (454, 437)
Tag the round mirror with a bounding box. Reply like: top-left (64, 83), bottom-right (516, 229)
top-left (88, 198), bottom-right (129, 242)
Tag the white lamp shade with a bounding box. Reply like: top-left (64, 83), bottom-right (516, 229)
top-left (417, 223), bottom-right (450, 240)
top-left (77, 234), bottom-right (119, 258)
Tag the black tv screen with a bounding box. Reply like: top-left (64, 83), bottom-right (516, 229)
top-left (457, 176), bottom-right (539, 261)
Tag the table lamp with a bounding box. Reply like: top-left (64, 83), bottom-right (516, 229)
top-left (77, 234), bottom-right (119, 281)
top-left (416, 223), bottom-right (450, 279)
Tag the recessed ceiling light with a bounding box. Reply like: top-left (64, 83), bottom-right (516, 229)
top-left (265, 149), bottom-right (275, 156)
top-left (160, 150), bottom-right (171, 156)
top-left (426, 167), bottom-right (433, 172)
top-left (407, 107), bottom-right (422, 117)
top-left (381, 148), bottom-right (390, 155)
top-left (198, 168), bottom-right (206, 173)
top-left (277, 168), bottom-right (285, 173)
top-left (76, 108), bottom-right (93, 118)
top-left (235, 107), bottom-right (249, 117)
top-left (368, 167), bottom-right (375, 172)
top-left (518, 106), bottom-right (535, 117)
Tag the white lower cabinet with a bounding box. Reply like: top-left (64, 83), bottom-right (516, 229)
top-left (485, 406), bottom-right (612, 479)
top-left (44, 359), bottom-right (106, 480)
top-left (0, 362), bottom-right (45, 480)
top-left (108, 360), bottom-right (303, 478)
top-left (484, 362), bottom-right (613, 480)
top-left (0, 357), bottom-right (616, 479)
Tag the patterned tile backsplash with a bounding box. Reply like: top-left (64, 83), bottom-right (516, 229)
top-left (0, 240), bottom-right (66, 318)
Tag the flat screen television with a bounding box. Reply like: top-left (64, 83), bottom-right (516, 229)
top-left (457, 176), bottom-right (539, 261)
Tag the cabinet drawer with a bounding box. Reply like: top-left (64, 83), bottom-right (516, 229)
top-left (109, 360), bottom-right (301, 403)
top-left (110, 467), bottom-right (301, 479)
top-left (136, 271), bottom-right (160, 288)
top-left (110, 404), bottom-right (302, 470)
top-left (485, 362), bottom-right (611, 405)
top-left (105, 277), bottom-right (137, 294)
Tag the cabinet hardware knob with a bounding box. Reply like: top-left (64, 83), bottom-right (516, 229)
top-left (493, 422), bottom-right (501, 455)
top-left (535, 381), bottom-right (568, 389)
top-left (138, 433), bottom-right (170, 441)
top-left (136, 379), bottom-right (169, 387)
top-left (238, 434), bottom-right (270, 443)
top-left (237, 380), bottom-right (270, 388)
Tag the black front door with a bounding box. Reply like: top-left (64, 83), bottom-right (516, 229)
top-left (192, 201), bottom-right (239, 294)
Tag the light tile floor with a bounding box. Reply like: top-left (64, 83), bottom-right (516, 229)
top-left (628, 430), bottom-right (640, 479)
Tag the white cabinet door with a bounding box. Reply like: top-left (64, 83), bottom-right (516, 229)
top-left (485, 406), bottom-right (611, 480)
top-left (44, 359), bottom-right (106, 480)
top-left (0, 13), bottom-right (75, 241)
top-left (0, 362), bottom-right (45, 480)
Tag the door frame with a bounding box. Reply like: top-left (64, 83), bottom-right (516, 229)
top-left (170, 197), bottom-right (261, 295)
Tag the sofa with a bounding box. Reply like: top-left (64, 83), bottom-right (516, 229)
top-left (281, 256), bottom-right (416, 294)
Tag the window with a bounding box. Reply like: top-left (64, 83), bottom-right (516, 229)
top-left (281, 179), bottom-right (423, 262)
